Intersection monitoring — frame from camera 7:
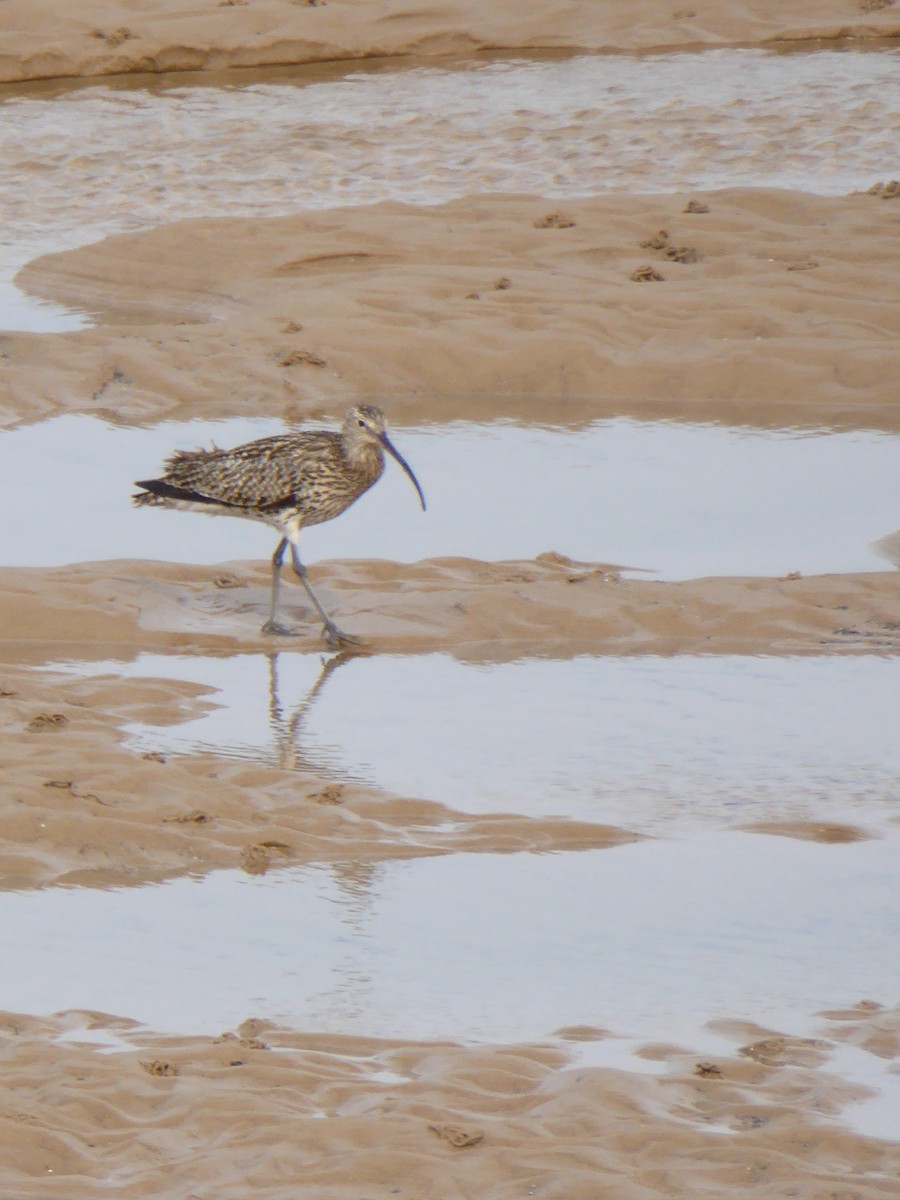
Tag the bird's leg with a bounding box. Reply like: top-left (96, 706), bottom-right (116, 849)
top-left (289, 544), bottom-right (362, 648)
top-left (261, 538), bottom-right (297, 637)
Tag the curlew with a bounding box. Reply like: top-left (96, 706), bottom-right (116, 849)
top-left (133, 404), bottom-right (426, 647)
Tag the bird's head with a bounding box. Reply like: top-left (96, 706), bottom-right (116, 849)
top-left (344, 405), bottom-right (426, 512)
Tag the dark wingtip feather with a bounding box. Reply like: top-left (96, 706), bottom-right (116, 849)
top-left (132, 478), bottom-right (205, 504)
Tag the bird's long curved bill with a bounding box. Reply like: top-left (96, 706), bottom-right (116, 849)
top-left (381, 434), bottom-right (427, 511)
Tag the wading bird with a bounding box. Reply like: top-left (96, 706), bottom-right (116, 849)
top-left (133, 405), bottom-right (426, 647)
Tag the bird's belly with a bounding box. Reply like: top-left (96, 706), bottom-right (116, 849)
top-left (151, 496), bottom-right (285, 529)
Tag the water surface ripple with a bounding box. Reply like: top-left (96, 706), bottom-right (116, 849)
top-left (2, 48), bottom-right (898, 314)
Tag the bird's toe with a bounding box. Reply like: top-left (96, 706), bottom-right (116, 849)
top-left (261, 619), bottom-right (304, 638)
top-left (323, 624), bottom-right (364, 650)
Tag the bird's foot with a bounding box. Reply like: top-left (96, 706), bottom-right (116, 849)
top-left (261, 619), bottom-right (304, 638)
top-left (323, 622), bottom-right (364, 650)
top-left (261, 617), bottom-right (364, 649)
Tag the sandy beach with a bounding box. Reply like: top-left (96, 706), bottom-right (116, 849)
top-left (0, 1), bottom-right (898, 1196)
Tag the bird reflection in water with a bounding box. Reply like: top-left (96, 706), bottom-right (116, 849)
top-left (265, 648), bottom-right (358, 773)
top-left (264, 648), bottom-right (384, 930)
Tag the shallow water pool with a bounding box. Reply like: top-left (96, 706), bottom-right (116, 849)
top-left (2, 414), bottom-right (898, 577)
top-left (2, 832), bottom-right (898, 1047)
top-left (50, 650), bottom-right (900, 834)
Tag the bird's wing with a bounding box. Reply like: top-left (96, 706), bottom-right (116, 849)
top-left (154, 434), bottom-right (339, 510)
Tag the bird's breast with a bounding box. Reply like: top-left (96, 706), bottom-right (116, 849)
top-left (291, 450), bottom-right (384, 528)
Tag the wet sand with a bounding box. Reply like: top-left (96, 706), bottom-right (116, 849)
top-left (2, 1003), bottom-right (898, 1198)
top-left (9, 189), bottom-right (900, 429)
top-left (1, 0), bottom-right (899, 85)
top-left (1, 2), bottom-right (899, 1196)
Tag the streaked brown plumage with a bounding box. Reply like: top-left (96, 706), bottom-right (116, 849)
top-left (133, 404), bottom-right (426, 646)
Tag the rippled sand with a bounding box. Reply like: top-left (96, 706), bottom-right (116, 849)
top-left (2, 0), bottom-right (899, 85)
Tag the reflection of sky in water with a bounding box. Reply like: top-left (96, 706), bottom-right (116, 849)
top-left (50, 652), bottom-right (900, 832)
top-left (1, 48), bottom-right (898, 328)
top-left (1, 834), bottom-right (898, 1050)
top-left (1, 414), bottom-right (897, 577)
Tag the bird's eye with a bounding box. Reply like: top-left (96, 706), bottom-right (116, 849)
top-left (357, 418), bottom-right (366, 427)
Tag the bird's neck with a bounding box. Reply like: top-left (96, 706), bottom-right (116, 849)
top-left (344, 439), bottom-right (384, 480)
